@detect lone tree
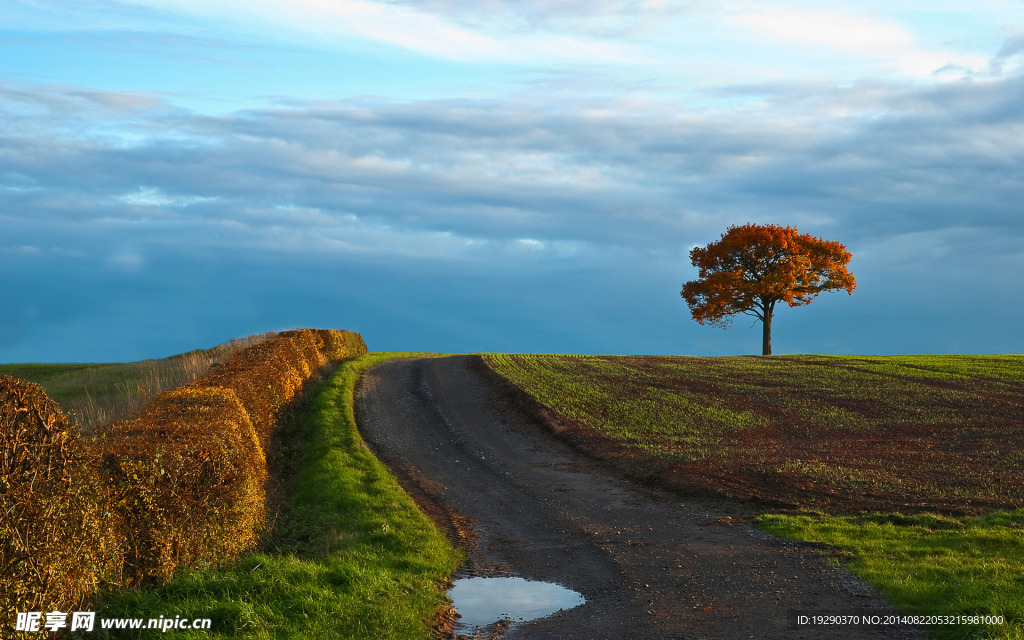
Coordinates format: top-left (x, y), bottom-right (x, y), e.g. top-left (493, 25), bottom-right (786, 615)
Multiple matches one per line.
top-left (681, 223), bottom-right (856, 355)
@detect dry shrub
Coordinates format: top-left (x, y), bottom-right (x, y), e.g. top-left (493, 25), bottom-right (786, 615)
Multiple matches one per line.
top-left (203, 329), bottom-right (366, 449)
top-left (97, 329), bottom-right (367, 585)
top-left (0, 377), bottom-right (119, 620)
top-left (99, 386), bottom-right (266, 586)
top-left (0, 329), bottom-right (367, 601)
top-left (315, 328), bottom-right (369, 362)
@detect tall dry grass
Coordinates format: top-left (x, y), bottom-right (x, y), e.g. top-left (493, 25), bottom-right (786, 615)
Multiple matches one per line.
top-left (62, 333), bottom-right (277, 434)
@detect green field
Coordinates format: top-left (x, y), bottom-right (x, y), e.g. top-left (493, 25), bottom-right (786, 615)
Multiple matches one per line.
top-left (484, 354), bottom-right (1024, 511)
top-left (0, 334), bottom-right (272, 433)
top-left (95, 352), bottom-right (461, 639)
top-left (0, 361), bottom-right (129, 404)
top-left (484, 353), bottom-right (1024, 639)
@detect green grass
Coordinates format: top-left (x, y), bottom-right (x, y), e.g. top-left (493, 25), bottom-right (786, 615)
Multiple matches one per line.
top-left (0, 334), bottom-right (273, 433)
top-left (0, 362), bottom-right (128, 402)
top-left (758, 510), bottom-right (1024, 640)
top-left (96, 352), bottom-right (462, 639)
top-left (0, 361), bottom-right (144, 432)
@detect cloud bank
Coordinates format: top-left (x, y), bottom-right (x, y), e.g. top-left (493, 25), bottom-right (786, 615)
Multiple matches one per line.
top-left (2, 64), bottom-right (1022, 360)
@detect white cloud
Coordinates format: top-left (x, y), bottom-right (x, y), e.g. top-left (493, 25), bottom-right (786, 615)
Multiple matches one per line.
top-left (516, 238), bottom-right (545, 250)
top-left (728, 7), bottom-right (989, 78)
top-left (4, 78), bottom-right (1022, 265)
top-left (123, 0), bottom-right (643, 62)
top-left (108, 252), bottom-right (146, 269)
top-left (117, 186), bottom-right (219, 207)
top-left (731, 8), bottom-right (914, 52)
top-left (290, 0), bottom-right (508, 59)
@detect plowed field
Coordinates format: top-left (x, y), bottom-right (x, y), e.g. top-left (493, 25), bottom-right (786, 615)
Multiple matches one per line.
top-left (482, 354), bottom-right (1024, 514)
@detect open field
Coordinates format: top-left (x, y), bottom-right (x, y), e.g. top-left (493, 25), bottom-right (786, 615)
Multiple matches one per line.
top-left (483, 354), bottom-right (1024, 513)
top-left (0, 333), bottom-right (274, 433)
top-left (96, 352), bottom-right (461, 639)
top-left (483, 353), bottom-right (1024, 639)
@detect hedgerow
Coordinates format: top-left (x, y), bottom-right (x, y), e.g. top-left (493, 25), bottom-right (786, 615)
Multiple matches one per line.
top-left (0, 377), bottom-right (119, 623)
top-left (0, 329), bottom-right (367, 617)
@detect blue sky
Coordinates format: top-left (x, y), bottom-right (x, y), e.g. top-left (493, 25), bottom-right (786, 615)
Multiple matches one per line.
top-left (1, 0), bottom-right (1022, 361)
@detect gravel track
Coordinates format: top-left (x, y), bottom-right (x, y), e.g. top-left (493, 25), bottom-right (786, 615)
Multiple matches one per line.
top-left (355, 355), bottom-right (924, 640)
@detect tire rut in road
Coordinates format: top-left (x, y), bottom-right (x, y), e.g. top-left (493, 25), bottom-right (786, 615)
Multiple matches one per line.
top-left (355, 355), bottom-right (924, 640)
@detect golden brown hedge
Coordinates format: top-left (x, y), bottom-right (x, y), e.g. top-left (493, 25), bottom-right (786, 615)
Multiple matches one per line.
top-left (99, 386), bottom-right (267, 586)
top-left (0, 329), bottom-right (366, 606)
top-left (0, 377), bottom-right (120, 622)
top-left (98, 328), bottom-right (367, 585)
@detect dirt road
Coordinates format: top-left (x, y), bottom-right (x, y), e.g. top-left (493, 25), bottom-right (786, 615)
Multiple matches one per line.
top-left (355, 356), bottom-right (923, 639)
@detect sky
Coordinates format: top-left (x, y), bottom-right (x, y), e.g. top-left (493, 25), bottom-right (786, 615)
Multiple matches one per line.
top-left (1, 0), bottom-right (1022, 361)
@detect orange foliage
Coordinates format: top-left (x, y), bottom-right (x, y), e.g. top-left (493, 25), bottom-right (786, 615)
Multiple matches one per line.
top-left (100, 386), bottom-right (267, 585)
top-left (0, 378), bottom-right (120, 619)
top-left (1, 329), bottom-right (368, 605)
top-left (97, 328), bottom-right (367, 586)
top-left (681, 224), bottom-right (855, 355)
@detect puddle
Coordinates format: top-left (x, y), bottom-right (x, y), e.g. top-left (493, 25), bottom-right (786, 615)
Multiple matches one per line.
top-left (449, 576), bottom-right (585, 630)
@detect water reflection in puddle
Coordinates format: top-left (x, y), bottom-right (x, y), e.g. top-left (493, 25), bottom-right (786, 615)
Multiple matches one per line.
top-left (450, 576), bottom-right (585, 629)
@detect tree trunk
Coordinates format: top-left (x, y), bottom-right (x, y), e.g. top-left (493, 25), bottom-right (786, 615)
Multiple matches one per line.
top-left (762, 305), bottom-right (772, 356)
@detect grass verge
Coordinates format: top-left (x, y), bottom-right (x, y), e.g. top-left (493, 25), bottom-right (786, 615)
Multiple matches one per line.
top-left (96, 352), bottom-right (462, 639)
top-left (758, 510), bottom-right (1024, 640)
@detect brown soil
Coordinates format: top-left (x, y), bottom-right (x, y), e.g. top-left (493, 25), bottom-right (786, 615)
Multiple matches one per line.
top-left (356, 356), bottom-right (926, 639)
top-left (484, 354), bottom-right (1024, 516)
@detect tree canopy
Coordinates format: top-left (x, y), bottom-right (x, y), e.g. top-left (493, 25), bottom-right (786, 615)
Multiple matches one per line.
top-left (681, 223), bottom-right (856, 355)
